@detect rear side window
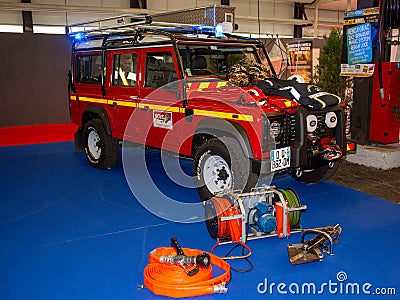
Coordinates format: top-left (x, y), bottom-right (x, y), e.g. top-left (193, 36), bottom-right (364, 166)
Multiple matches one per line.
top-left (145, 52), bottom-right (177, 88)
top-left (113, 53), bottom-right (137, 87)
top-left (76, 54), bottom-right (102, 84)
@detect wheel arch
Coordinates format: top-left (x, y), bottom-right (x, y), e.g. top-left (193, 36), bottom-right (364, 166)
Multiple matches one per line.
top-left (193, 118), bottom-right (254, 159)
top-left (82, 105), bottom-right (112, 136)
top-left (74, 106), bottom-right (112, 153)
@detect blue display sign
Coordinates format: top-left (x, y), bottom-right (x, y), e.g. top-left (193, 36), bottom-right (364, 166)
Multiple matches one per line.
top-left (346, 23), bottom-right (372, 65)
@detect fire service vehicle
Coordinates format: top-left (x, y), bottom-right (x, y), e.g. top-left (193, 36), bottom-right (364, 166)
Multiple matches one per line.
top-left (66, 12), bottom-right (347, 200)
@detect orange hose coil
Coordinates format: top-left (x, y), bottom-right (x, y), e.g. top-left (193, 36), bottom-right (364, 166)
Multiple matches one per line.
top-left (212, 196), bottom-right (242, 242)
top-left (144, 247), bottom-right (231, 298)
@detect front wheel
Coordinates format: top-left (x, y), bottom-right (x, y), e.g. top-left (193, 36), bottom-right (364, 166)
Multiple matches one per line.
top-left (83, 119), bottom-right (119, 170)
top-left (293, 161), bottom-right (339, 184)
top-left (193, 137), bottom-right (254, 201)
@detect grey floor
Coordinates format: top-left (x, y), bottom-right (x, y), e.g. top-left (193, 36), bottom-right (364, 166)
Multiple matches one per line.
top-left (329, 160), bottom-right (400, 203)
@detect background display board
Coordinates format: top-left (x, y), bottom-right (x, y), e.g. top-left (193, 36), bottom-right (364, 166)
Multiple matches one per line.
top-left (286, 40), bottom-right (313, 82)
top-left (341, 7), bottom-right (379, 77)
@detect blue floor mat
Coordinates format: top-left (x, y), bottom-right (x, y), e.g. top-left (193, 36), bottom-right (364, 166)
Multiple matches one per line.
top-left (0, 142), bottom-right (399, 299)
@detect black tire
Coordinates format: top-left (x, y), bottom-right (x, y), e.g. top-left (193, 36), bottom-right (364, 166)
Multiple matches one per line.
top-left (83, 119), bottom-right (119, 170)
top-left (193, 137), bottom-right (253, 201)
top-left (293, 161), bottom-right (339, 184)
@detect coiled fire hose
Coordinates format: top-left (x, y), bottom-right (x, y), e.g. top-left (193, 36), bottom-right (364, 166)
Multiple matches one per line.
top-left (143, 245), bottom-right (231, 298)
top-left (207, 196), bottom-right (253, 272)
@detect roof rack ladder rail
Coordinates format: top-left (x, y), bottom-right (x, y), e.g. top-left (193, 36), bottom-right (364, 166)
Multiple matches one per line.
top-left (65, 14), bottom-right (152, 35)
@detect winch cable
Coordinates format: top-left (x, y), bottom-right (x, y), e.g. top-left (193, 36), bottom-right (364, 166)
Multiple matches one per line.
top-left (378, 0), bottom-right (400, 99)
top-left (209, 196), bottom-right (254, 272)
top-left (143, 247), bottom-right (231, 298)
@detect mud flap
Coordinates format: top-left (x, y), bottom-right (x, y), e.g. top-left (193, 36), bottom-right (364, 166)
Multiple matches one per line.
top-left (74, 128), bottom-right (84, 153)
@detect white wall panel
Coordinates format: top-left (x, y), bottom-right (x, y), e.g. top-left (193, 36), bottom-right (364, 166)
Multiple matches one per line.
top-left (147, 0), bottom-right (168, 10)
top-left (101, 0), bottom-right (129, 8)
top-left (0, 0), bottom-right (349, 37)
top-left (32, 0), bottom-right (129, 7)
top-left (165, 0), bottom-right (198, 11)
top-left (232, 0), bottom-right (294, 36)
top-left (196, 0), bottom-right (219, 7)
top-left (272, 2), bottom-right (292, 19)
top-left (64, 0), bottom-right (102, 6)
top-left (33, 12), bottom-right (67, 26)
top-left (32, 0), bottom-right (66, 4)
top-left (231, 0), bottom-right (251, 17)
top-left (303, 27), bottom-right (332, 38)
top-left (0, 11), bottom-right (21, 25)
top-left (147, 0), bottom-right (222, 11)
top-left (66, 12), bottom-right (117, 24)
top-left (305, 8), bottom-right (343, 24)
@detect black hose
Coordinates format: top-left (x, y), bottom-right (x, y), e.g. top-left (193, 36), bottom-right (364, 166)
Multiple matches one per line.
top-left (378, 0), bottom-right (385, 99)
top-left (378, 0), bottom-right (400, 99)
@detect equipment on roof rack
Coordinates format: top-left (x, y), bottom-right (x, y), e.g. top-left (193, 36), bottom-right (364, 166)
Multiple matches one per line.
top-left (65, 14), bottom-right (152, 36)
top-left (65, 5), bottom-right (237, 42)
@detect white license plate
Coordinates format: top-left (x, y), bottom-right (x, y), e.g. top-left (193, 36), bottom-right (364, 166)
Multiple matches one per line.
top-left (270, 146), bottom-right (291, 172)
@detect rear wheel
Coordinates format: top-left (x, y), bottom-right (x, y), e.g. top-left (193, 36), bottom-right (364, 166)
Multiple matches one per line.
top-left (293, 161), bottom-right (339, 184)
top-left (193, 137), bottom-right (254, 201)
top-left (83, 119), bottom-right (119, 169)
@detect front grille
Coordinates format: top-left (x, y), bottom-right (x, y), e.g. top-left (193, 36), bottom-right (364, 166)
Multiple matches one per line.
top-left (265, 111), bottom-right (337, 151)
top-left (265, 114), bottom-right (296, 148)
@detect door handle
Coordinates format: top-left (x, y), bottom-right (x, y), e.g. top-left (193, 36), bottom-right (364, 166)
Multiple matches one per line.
top-left (109, 101), bottom-right (118, 108)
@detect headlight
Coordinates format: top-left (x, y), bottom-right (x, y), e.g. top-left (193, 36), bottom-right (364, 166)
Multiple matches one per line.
top-left (306, 114), bottom-right (317, 132)
top-left (325, 112), bottom-right (337, 128)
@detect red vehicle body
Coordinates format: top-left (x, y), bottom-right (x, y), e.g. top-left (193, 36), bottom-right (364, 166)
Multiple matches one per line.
top-left (67, 19), bottom-right (346, 200)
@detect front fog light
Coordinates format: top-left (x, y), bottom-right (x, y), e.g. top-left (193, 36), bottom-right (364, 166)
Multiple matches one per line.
top-left (325, 112), bottom-right (337, 128)
top-left (306, 114), bottom-right (317, 132)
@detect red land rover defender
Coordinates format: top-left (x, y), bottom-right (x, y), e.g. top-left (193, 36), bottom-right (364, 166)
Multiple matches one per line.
top-left (67, 17), bottom-right (346, 200)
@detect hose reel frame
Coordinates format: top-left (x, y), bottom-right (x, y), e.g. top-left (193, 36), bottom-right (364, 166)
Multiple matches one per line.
top-left (204, 186), bottom-right (307, 244)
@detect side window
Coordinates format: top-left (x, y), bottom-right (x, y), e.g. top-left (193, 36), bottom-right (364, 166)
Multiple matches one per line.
top-left (113, 53), bottom-right (137, 87)
top-left (145, 52), bottom-right (177, 88)
top-left (76, 54), bottom-right (102, 84)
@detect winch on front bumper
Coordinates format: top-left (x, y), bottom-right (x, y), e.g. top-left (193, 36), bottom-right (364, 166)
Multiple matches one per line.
top-left (259, 105), bottom-right (346, 176)
top-left (293, 105), bottom-right (346, 169)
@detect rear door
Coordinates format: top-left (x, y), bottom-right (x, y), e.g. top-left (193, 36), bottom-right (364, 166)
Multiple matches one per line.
top-left (136, 48), bottom-right (183, 151)
top-left (105, 50), bottom-right (141, 139)
top-left (71, 52), bottom-right (104, 125)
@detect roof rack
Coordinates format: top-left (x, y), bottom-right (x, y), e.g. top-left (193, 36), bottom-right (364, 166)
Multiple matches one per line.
top-left (65, 14), bottom-right (152, 36)
top-left (66, 5), bottom-right (238, 41)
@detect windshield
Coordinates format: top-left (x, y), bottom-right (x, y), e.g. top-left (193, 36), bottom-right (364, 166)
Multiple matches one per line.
top-left (177, 44), bottom-right (261, 78)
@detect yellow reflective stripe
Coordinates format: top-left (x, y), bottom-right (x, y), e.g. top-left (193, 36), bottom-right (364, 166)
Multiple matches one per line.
top-left (187, 82), bottom-right (228, 91)
top-left (74, 97), bottom-right (136, 107)
top-left (199, 82), bottom-right (210, 89)
top-left (79, 96), bottom-right (108, 105)
top-left (73, 97), bottom-right (252, 121)
top-left (193, 109), bottom-right (253, 122)
top-left (216, 82), bottom-right (228, 88)
top-left (138, 103), bottom-right (180, 113)
top-left (114, 101), bottom-right (137, 107)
